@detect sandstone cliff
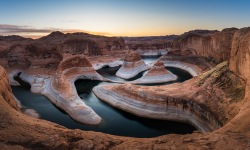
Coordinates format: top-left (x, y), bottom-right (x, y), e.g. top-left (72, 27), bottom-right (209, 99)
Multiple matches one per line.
top-left (229, 27), bottom-right (250, 81)
top-left (170, 28), bottom-right (239, 63)
top-left (0, 66), bottom-right (19, 110)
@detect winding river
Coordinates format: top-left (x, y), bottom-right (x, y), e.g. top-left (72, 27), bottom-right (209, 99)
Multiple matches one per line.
top-left (11, 56), bottom-right (196, 138)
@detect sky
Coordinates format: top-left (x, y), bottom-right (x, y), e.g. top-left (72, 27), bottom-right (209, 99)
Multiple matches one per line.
top-left (0, 0), bottom-right (250, 38)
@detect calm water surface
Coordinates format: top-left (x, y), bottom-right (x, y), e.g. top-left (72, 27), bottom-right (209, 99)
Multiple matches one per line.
top-left (11, 56), bottom-right (196, 137)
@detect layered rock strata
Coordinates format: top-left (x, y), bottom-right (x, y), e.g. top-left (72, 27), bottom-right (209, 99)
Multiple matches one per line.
top-left (158, 55), bottom-right (215, 76)
top-left (94, 62), bottom-right (245, 132)
top-left (116, 51), bottom-right (149, 79)
top-left (89, 55), bottom-right (124, 70)
top-left (132, 61), bottom-right (177, 84)
top-left (9, 55), bottom-right (104, 125)
top-left (170, 28), bottom-right (238, 63)
top-left (0, 28), bottom-right (250, 149)
top-left (0, 66), bottom-right (20, 111)
top-left (0, 60), bottom-right (249, 149)
top-left (50, 55), bottom-right (104, 125)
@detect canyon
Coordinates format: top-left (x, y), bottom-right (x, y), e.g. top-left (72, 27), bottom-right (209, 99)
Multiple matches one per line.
top-left (0, 27), bottom-right (249, 149)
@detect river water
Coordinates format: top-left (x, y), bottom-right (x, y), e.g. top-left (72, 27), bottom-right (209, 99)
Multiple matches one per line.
top-left (11, 56), bottom-right (196, 138)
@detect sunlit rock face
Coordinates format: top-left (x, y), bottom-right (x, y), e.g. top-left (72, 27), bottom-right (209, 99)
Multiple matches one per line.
top-left (170, 28), bottom-right (239, 63)
top-left (0, 66), bottom-right (19, 111)
top-left (132, 61), bottom-right (177, 84)
top-left (116, 51), bottom-right (149, 79)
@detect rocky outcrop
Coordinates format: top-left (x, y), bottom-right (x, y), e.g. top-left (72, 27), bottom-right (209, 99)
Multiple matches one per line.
top-left (94, 62), bottom-right (245, 132)
top-left (0, 66), bottom-right (19, 110)
top-left (116, 51), bottom-right (149, 79)
top-left (132, 61), bottom-right (177, 84)
top-left (159, 55), bottom-right (215, 76)
top-left (170, 28), bottom-right (238, 63)
top-left (49, 55), bottom-right (105, 125)
top-left (0, 66), bottom-right (126, 149)
top-left (8, 55), bottom-right (105, 125)
top-left (229, 27), bottom-right (250, 81)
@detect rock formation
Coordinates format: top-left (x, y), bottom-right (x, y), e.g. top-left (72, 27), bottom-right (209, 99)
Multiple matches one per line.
top-left (158, 54), bottom-right (215, 76)
top-left (0, 66), bottom-right (19, 111)
top-left (132, 61), bottom-right (177, 84)
top-left (94, 61), bottom-right (245, 132)
top-left (116, 51), bottom-right (149, 79)
top-left (0, 31), bottom-right (126, 69)
top-left (50, 55), bottom-right (105, 125)
top-left (0, 27), bottom-right (250, 149)
top-left (89, 54), bottom-right (125, 70)
top-left (8, 55), bottom-right (105, 125)
top-left (170, 28), bottom-right (239, 63)
top-left (229, 27), bottom-right (250, 81)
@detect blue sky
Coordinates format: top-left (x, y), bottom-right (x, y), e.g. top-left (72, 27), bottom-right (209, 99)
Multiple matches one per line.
top-left (0, 0), bottom-right (250, 38)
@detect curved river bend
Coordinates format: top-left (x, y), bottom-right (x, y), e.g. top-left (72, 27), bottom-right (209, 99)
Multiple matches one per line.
top-left (12, 56), bottom-right (196, 138)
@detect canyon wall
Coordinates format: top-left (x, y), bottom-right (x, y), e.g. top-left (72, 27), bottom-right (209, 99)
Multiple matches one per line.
top-left (0, 32), bottom-right (126, 69)
top-left (0, 66), bottom-right (19, 110)
top-left (229, 27), bottom-right (250, 81)
top-left (170, 28), bottom-right (238, 63)
top-left (0, 27), bottom-right (250, 149)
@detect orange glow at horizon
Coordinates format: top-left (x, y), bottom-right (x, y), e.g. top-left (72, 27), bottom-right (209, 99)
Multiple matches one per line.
top-left (18, 27), bottom-right (186, 39)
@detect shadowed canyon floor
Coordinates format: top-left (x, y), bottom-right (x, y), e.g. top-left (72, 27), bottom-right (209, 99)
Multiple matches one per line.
top-left (0, 27), bottom-right (250, 149)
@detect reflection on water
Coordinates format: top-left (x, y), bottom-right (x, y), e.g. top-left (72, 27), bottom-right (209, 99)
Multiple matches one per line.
top-left (141, 55), bottom-right (161, 64)
top-left (11, 56), bottom-right (196, 138)
top-left (96, 66), bottom-right (147, 82)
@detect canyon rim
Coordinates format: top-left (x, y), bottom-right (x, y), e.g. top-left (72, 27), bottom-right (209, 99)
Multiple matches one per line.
top-left (1, 0), bottom-right (250, 149)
